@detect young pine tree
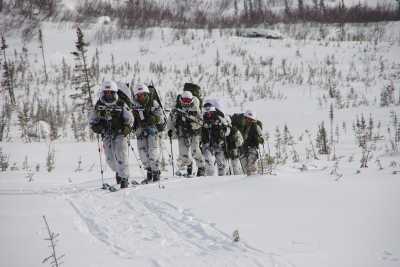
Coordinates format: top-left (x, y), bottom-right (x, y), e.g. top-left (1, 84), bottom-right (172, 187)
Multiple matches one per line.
top-left (1, 35), bottom-right (16, 105)
top-left (38, 29), bottom-right (48, 82)
top-left (17, 102), bottom-right (31, 143)
top-left (316, 122), bottom-right (329, 154)
top-left (70, 27), bottom-right (94, 112)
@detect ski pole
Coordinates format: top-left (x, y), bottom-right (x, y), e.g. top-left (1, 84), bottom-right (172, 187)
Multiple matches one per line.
top-left (127, 137), bottom-right (146, 177)
top-left (257, 147), bottom-right (264, 175)
top-left (223, 136), bottom-right (233, 175)
top-left (239, 156), bottom-right (245, 174)
top-left (150, 81), bottom-right (168, 125)
top-left (262, 143), bottom-right (270, 174)
top-left (169, 135), bottom-right (175, 176)
top-left (96, 134), bottom-right (107, 189)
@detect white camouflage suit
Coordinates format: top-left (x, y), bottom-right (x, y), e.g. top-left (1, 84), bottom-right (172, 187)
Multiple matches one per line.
top-left (240, 123), bottom-right (263, 176)
top-left (89, 103), bottom-right (134, 181)
top-left (202, 110), bottom-right (231, 176)
top-left (132, 98), bottom-right (165, 174)
top-left (226, 128), bottom-right (244, 175)
top-left (167, 96), bottom-right (205, 174)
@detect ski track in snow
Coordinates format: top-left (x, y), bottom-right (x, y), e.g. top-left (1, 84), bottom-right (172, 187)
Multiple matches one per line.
top-left (0, 178), bottom-right (105, 196)
top-left (66, 188), bottom-right (294, 267)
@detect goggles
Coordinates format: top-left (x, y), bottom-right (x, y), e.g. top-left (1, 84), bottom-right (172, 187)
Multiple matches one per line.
top-left (203, 105), bottom-right (216, 113)
top-left (102, 90), bottom-right (117, 104)
top-left (180, 97), bottom-right (193, 106)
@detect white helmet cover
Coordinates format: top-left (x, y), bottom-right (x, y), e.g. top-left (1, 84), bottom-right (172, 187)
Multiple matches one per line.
top-left (180, 91), bottom-right (193, 106)
top-left (133, 84), bottom-right (150, 96)
top-left (100, 80), bottom-right (118, 106)
top-left (244, 110), bottom-right (257, 121)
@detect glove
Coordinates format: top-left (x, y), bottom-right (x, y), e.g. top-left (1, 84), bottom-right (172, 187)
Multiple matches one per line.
top-left (145, 127), bottom-right (157, 136)
top-left (149, 115), bottom-right (160, 125)
top-left (91, 123), bottom-right (103, 134)
top-left (167, 129), bottom-right (173, 138)
top-left (219, 126), bottom-right (228, 138)
top-left (122, 125), bottom-right (132, 136)
top-left (232, 149), bottom-right (239, 158)
top-left (258, 137), bottom-right (264, 144)
top-left (191, 122), bottom-right (201, 130)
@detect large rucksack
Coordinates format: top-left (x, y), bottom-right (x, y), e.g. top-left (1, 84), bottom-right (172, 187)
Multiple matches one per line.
top-left (231, 113), bottom-right (263, 134)
top-left (117, 82), bottom-right (133, 108)
top-left (147, 84), bottom-right (167, 131)
top-left (183, 83), bottom-right (203, 108)
top-left (147, 84), bottom-right (162, 108)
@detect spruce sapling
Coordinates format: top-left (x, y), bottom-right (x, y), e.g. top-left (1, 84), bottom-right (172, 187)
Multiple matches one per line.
top-left (329, 104), bottom-right (336, 160)
top-left (0, 148), bottom-right (9, 171)
top-left (1, 35), bottom-right (16, 105)
top-left (70, 27), bottom-right (94, 112)
top-left (38, 29), bottom-right (48, 82)
top-left (42, 215), bottom-right (65, 267)
top-left (46, 145), bottom-right (55, 172)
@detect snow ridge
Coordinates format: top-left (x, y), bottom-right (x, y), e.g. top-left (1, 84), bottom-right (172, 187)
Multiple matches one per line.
top-left (67, 189), bottom-right (294, 267)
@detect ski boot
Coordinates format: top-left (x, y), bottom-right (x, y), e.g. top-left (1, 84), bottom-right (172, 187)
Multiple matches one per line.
top-left (152, 170), bottom-right (160, 182)
top-left (141, 168), bottom-right (153, 184)
top-left (120, 178), bottom-right (129, 189)
top-left (185, 163), bottom-right (193, 178)
top-left (196, 167), bottom-right (205, 177)
top-left (116, 173), bottom-right (122, 184)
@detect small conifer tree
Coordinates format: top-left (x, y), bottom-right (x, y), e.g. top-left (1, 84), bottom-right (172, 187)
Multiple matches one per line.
top-left (17, 102), bottom-right (31, 143)
top-left (38, 29), bottom-right (48, 82)
top-left (46, 145), bottom-right (56, 172)
top-left (316, 122), bottom-right (329, 154)
top-left (274, 126), bottom-right (282, 160)
top-left (1, 35), bottom-right (16, 105)
top-left (70, 27), bottom-right (94, 111)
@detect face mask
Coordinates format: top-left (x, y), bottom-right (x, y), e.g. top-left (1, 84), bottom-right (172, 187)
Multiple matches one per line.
top-left (136, 93), bottom-right (147, 104)
top-left (102, 90), bottom-right (117, 105)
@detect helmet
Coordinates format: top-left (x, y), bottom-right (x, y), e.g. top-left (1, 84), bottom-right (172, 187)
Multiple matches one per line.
top-left (100, 80), bottom-right (118, 106)
top-left (244, 110), bottom-right (257, 121)
top-left (180, 91), bottom-right (193, 107)
top-left (133, 84), bottom-right (150, 96)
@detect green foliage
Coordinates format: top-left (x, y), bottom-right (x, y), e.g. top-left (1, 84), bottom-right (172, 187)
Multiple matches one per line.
top-left (46, 145), bottom-right (55, 172)
top-left (0, 148), bottom-right (9, 172)
top-left (1, 35), bottom-right (16, 105)
top-left (70, 27), bottom-right (94, 111)
top-left (316, 122), bottom-right (329, 154)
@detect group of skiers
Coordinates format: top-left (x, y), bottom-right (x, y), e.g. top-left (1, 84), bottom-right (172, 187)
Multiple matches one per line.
top-left (89, 80), bottom-right (264, 189)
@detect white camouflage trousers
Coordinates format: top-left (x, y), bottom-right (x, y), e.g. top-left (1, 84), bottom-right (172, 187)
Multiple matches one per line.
top-left (177, 135), bottom-right (205, 170)
top-left (136, 128), bottom-right (161, 172)
top-left (203, 144), bottom-right (227, 176)
top-left (103, 134), bottom-right (129, 179)
top-left (240, 147), bottom-right (259, 176)
top-left (230, 153), bottom-right (242, 175)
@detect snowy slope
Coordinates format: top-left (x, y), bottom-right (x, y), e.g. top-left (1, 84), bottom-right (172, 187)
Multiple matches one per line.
top-left (1, 2), bottom-right (400, 266)
top-left (1, 139), bottom-right (400, 267)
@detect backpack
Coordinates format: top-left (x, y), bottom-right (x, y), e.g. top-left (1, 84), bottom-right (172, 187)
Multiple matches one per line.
top-left (147, 84), bottom-right (167, 131)
top-left (183, 83), bottom-right (203, 108)
top-left (148, 84), bottom-right (163, 109)
top-left (230, 113), bottom-right (246, 135)
top-left (231, 113), bottom-right (263, 132)
top-left (116, 82), bottom-right (133, 109)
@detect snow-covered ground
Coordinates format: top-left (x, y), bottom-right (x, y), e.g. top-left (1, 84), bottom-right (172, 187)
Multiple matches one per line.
top-left (1, 3), bottom-right (400, 266)
top-left (1, 136), bottom-right (400, 267)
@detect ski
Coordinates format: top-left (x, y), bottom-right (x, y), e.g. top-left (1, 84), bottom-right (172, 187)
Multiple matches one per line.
top-left (102, 183), bottom-right (118, 192)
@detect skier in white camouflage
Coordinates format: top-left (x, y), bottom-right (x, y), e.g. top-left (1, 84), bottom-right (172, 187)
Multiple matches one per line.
top-left (225, 116), bottom-right (244, 175)
top-left (89, 80), bottom-right (134, 189)
top-left (240, 110), bottom-right (264, 176)
top-left (201, 101), bottom-right (231, 176)
top-left (131, 83), bottom-right (165, 184)
top-left (167, 91), bottom-right (205, 177)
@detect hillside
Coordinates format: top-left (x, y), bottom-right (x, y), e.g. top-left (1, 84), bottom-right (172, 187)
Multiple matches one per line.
top-left (0, 2), bottom-right (400, 267)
